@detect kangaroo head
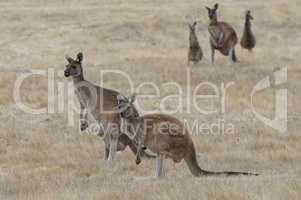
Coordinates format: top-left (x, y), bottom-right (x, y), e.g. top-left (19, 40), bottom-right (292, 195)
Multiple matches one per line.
top-left (205, 3), bottom-right (218, 22)
top-left (246, 10), bottom-right (254, 20)
top-left (64, 52), bottom-right (83, 78)
top-left (117, 94), bottom-right (139, 119)
top-left (117, 94), bottom-right (143, 165)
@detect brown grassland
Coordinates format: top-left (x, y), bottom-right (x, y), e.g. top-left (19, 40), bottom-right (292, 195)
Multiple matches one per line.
top-left (0, 0), bottom-right (301, 199)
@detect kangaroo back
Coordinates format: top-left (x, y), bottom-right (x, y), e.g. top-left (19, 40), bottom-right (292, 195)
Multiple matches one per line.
top-left (188, 22), bottom-right (203, 65)
top-left (240, 10), bottom-right (256, 51)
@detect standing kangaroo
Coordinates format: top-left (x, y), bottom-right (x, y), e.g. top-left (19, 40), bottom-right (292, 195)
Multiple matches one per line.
top-left (206, 3), bottom-right (238, 64)
top-left (64, 52), bottom-right (152, 162)
top-left (188, 21), bottom-right (203, 65)
top-left (240, 10), bottom-right (256, 51)
top-left (117, 94), bottom-right (258, 178)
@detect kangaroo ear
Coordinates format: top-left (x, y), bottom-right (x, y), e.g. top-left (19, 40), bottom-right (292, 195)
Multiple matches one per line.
top-left (193, 21), bottom-right (197, 27)
top-left (65, 55), bottom-right (74, 63)
top-left (214, 3), bottom-right (219, 10)
top-left (77, 52), bottom-right (83, 63)
top-left (205, 6), bottom-right (210, 12)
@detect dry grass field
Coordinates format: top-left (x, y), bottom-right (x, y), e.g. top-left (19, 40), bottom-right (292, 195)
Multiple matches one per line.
top-left (1, 0), bottom-right (301, 199)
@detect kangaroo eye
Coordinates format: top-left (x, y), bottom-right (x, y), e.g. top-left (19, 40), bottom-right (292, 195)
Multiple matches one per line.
top-left (72, 66), bottom-right (76, 69)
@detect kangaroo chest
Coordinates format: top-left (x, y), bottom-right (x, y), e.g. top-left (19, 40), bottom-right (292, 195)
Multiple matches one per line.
top-left (208, 25), bottom-right (222, 41)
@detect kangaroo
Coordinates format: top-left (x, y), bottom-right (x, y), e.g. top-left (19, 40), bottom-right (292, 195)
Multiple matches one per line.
top-left (64, 52), bottom-right (153, 162)
top-left (206, 3), bottom-right (238, 64)
top-left (188, 21), bottom-right (203, 65)
top-left (240, 10), bottom-right (256, 51)
top-left (117, 94), bottom-right (258, 178)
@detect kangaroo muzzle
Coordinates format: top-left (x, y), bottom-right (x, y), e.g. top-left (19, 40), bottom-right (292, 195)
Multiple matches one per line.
top-left (64, 70), bottom-right (70, 77)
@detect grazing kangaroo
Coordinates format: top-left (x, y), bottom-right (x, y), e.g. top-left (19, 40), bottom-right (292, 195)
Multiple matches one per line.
top-left (64, 52), bottom-right (153, 162)
top-left (117, 94), bottom-right (258, 178)
top-left (206, 3), bottom-right (238, 64)
top-left (188, 21), bottom-right (203, 65)
top-left (240, 10), bottom-right (256, 51)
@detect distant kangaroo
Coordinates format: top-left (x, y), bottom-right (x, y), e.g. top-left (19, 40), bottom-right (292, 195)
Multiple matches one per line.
top-left (206, 3), bottom-right (238, 64)
top-left (188, 21), bottom-right (203, 65)
top-left (240, 10), bottom-right (256, 51)
top-left (117, 94), bottom-right (258, 178)
top-left (64, 52), bottom-right (153, 162)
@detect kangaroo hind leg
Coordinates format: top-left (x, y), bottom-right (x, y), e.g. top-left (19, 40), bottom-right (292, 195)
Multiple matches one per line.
top-left (104, 145), bottom-right (110, 161)
top-left (108, 131), bottom-right (119, 162)
top-left (210, 46), bottom-right (215, 65)
top-left (155, 154), bottom-right (165, 178)
top-left (229, 47), bottom-right (235, 64)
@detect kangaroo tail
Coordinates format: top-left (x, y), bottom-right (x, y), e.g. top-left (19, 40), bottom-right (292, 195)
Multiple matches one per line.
top-left (184, 144), bottom-right (258, 177)
top-left (201, 170), bottom-right (259, 176)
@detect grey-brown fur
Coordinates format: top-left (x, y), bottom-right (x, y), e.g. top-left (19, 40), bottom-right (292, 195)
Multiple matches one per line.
top-left (206, 3), bottom-right (238, 64)
top-left (188, 22), bottom-right (203, 65)
top-left (64, 52), bottom-right (153, 162)
top-left (117, 95), bottom-right (258, 178)
top-left (240, 10), bottom-right (256, 51)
